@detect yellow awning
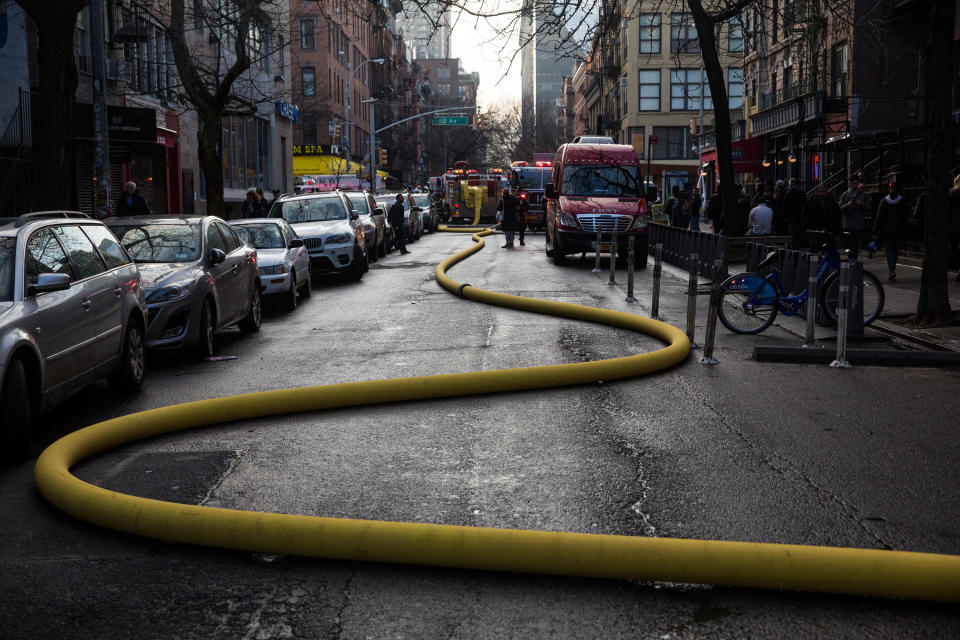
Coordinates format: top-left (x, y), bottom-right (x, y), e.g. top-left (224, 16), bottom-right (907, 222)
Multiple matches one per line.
top-left (293, 155), bottom-right (364, 176)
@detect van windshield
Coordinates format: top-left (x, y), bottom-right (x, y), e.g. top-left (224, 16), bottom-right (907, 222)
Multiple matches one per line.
top-left (512, 168), bottom-right (552, 190)
top-left (560, 165), bottom-right (640, 197)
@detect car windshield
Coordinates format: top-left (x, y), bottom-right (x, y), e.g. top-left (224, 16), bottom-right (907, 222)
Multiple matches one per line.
top-left (273, 198), bottom-right (347, 222)
top-left (376, 196), bottom-right (407, 211)
top-left (411, 194), bottom-right (430, 207)
top-left (343, 194), bottom-right (371, 215)
top-left (512, 168), bottom-right (552, 189)
top-left (0, 237), bottom-right (14, 302)
top-left (234, 223), bottom-right (285, 249)
top-left (560, 164), bottom-right (640, 197)
top-left (111, 224), bottom-right (201, 263)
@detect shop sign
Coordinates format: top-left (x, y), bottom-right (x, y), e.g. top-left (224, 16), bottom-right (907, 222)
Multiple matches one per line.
top-left (73, 104), bottom-right (156, 142)
top-left (276, 100), bottom-right (300, 122)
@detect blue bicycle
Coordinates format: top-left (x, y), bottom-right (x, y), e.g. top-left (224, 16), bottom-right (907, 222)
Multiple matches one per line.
top-left (718, 232), bottom-right (885, 335)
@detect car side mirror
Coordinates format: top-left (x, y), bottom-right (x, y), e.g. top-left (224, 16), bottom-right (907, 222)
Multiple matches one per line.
top-left (374, 207), bottom-right (385, 216)
top-left (209, 248), bottom-right (226, 265)
top-left (545, 183), bottom-right (557, 199)
top-left (27, 272), bottom-right (71, 296)
top-left (288, 238), bottom-right (304, 248)
top-left (350, 210), bottom-right (360, 220)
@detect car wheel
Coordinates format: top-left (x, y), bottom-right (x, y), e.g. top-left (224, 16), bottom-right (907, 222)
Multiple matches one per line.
top-left (239, 285), bottom-right (263, 333)
top-left (551, 231), bottom-right (566, 265)
top-left (285, 273), bottom-right (298, 311)
top-left (299, 271), bottom-right (313, 298)
top-left (348, 244), bottom-right (366, 281)
top-left (378, 237), bottom-right (386, 258)
top-left (0, 358), bottom-right (32, 461)
top-left (195, 299), bottom-right (216, 359)
top-left (109, 318), bottom-right (146, 392)
top-left (368, 240), bottom-right (378, 262)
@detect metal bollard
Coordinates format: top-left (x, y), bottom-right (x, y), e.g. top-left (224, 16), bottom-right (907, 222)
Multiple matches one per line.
top-left (607, 225), bottom-right (618, 285)
top-left (651, 243), bottom-right (663, 319)
top-left (699, 259), bottom-right (723, 364)
top-left (685, 253), bottom-right (700, 349)
top-left (625, 235), bottom-right (636, 302)
top-left (830, 257), bottom-right (852, 368)
top-left (592, 228), bottom-right (603, 273)
top-left (803, 258), bottom-right (819, 348)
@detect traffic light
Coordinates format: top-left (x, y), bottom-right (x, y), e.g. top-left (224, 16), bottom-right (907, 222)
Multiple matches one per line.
top-left (378, 148), bottom-right (388, 166)
top-left (474, 113), bottom-right (484, 131)
top-left (333, 123), bottom-right (342, 141)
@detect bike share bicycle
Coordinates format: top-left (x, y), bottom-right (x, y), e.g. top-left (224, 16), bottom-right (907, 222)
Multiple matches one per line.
top-left (718, 231), bottom-right (885, 335)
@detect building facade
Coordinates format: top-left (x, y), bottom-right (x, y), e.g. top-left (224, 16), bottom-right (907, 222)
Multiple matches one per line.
top-left (395, 3), bottom-right (451, 60)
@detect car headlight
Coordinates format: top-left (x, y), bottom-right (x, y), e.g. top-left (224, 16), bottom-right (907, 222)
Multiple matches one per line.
top-left (147, 283), bottom-right (192, 304)
top-left (363, 222), bottom-right (375, 232)
top-left (325, 233), bottom-right (353, 244)
top-left (630, 215), bottom-right (648, 230)
top-left (258, 264), bottom-right (287, 275)
top-left (558, 211), bottom-right (580, 229)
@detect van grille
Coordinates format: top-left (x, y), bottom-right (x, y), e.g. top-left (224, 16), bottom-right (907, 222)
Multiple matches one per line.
top-left (577, 214), bottom-right (632, 233)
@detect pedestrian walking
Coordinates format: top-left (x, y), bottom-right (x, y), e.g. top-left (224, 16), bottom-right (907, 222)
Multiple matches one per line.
top-left (497, 187), bottom-right (526, 248)
top-left (783, 178), bottom-right (807, 248)
top-left (839, 176), bottom-right (871, 260)
top-left (115, 181), bottom-right (150, 217)
top-left (802, 184), bottom-right (842, 247)
top-left (388, 194), bottom-right (410, 254)
top-left (747, 198), bottom-right (774, 235)
top-left (872, 182), bottom-right (910, 282)
top-left (242, 190), bottom-right (263, 218)
top-left (665, 185), bottom-right (681, 227)
top-left (682, 182), bottom-right (701, 231)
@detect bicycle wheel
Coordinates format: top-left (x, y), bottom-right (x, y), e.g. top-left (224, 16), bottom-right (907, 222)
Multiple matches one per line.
top-left (820, 270), bottom-right (885, 326)
top-left (718, 272), bottom-right (781, 334)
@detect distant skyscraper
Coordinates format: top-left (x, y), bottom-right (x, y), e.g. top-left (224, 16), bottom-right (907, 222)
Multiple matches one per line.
top-left (396, 3), bottom-right (451, 59)
top-left (520, 1), bottom-right (576, 136)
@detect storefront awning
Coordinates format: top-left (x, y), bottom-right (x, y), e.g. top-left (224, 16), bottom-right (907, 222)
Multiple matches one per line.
top-left (293, 154), bottom-right (366, 176)
top-left (699, 137), bottom-right (764, 175)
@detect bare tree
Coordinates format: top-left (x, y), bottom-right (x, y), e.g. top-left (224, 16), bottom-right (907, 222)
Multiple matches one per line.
top-left (167, 0), bottom-right (289, 216)
top-left (14, 0), bottom-right (87, 211)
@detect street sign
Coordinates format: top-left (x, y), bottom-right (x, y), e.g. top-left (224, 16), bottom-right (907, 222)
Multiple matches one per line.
top-left (649, 135), bottom-right (658, 145)
top-left (432, 116), bottom-right (469, 125)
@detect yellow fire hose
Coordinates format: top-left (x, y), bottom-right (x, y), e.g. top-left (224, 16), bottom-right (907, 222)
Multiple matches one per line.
top-left (34, 229), bottom-right (960, 603)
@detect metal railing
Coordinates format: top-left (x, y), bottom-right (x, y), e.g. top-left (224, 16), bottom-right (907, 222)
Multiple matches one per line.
top-left (648, 223), bottom-right (728, 279)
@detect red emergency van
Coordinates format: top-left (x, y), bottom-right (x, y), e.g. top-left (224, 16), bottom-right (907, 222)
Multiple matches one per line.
top-left (544, 143), bottom-right (649, 267)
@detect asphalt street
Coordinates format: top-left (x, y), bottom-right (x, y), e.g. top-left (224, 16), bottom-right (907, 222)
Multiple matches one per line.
top-left (2, 229), bottom-right (959, 638)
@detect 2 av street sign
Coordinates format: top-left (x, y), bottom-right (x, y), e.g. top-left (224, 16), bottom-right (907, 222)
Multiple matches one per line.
top-left (432, 116), bottom-right (469, 125)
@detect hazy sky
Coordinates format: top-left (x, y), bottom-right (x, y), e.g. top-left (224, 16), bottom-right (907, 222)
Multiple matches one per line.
top-left (449, 10), bottom-right (522, 108)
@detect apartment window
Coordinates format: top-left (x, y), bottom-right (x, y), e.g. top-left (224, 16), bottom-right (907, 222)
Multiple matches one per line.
top-left (300, 19), bottom-right (316, 49)
top-left (638, 70), bottom-right (660, 111)
top-left (74, 6), bottom-right (91, 73)
top-left (772, 0), bottom-right (779, 44)
top-left (831, 42), bottom-right (848, 96)
top-left (670, 13), bottom-right (698, 54)
top-left (639, 14), bottom-right (661, 54)
top-left (651, 126), bottom-right (696, 160)
top-left (302, 67), bottom-right (316, 96)
top-left (221, 116), bottom-right (270, 190)
top-left (728, 68), bottom-right (744, 108)
top-left (622, 77), bottom-right (629, 115)
top-left (670, 69), bottom-right (711, 111)
top-left (728, 17), bottom-right (744, 52)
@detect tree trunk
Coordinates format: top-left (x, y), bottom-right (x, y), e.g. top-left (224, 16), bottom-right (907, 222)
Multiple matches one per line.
top-left (915, 0), bottom-right (955, 323)
top-left (198, 113), bottom-right (225, 218)
top-left (17, 3), bottom-right (84, 211)
top-left (688, 0), bottom-right (739, 229)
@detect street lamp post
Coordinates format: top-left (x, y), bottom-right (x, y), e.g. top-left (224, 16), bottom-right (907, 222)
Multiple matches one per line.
top-left (345, 57), bottom-right (384, 169)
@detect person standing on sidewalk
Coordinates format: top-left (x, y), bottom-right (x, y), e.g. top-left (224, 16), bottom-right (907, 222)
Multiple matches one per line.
top-left (872, 182), bottom-right (910, 282)
top-left (783, 178), bottom-right (807, 248)
top-left (388, 194), bottom-right (410, 254)
top-left (839, 176), bottom-right (871, 260)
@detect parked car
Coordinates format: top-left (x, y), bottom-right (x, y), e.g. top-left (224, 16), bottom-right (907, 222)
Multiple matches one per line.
top-left (374, 194), bottom-right (422, 245)
top-left (341, 190), bottom-right (390, 259)
top-left (268, 191), bottom-right (369, 280)
top-left (107, 215), bottom-right (262, 359)
top-left (231, 218), bottom-right (311, 311)
top-left (0, 212), bottom-right (147, 458)
top-left (409, 193), bottom-right (438, 233)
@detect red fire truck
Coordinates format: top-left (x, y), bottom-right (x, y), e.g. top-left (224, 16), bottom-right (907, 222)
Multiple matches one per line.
top-left (443, 161), bottom-right (503, 225)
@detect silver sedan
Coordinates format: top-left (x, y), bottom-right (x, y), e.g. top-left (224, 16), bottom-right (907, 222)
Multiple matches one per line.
top-left (232, 218), bottom-right (312, 312)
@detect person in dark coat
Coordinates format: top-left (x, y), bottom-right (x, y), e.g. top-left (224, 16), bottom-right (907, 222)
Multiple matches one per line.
top-left (497, 188), bottom-right (526, 248)
top-left (783, 178), bottom-right (807, 248)
top-left (802, 184), bottom-right (842, 249)
top-left (872, 182), bottom-right (909, 282)
top-left (839, 176), bottom-right (871, 261)
top-left (388, 194), bottom-right (409, 254)
top-left (720, 184), bottom-right (750, 236)
top-left (664, 185), bottom-right (681, 226)
top-left (115, 181), bottom-right (149, 217)
top-left (706, 187), bottom-right (723, 233)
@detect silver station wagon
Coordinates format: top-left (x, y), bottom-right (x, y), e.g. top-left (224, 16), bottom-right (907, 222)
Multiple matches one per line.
top-left (0, 212), bottom-right (147, 459)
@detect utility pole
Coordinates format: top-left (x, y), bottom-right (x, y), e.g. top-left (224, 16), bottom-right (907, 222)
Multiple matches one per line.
top-left (89, 0), bottom-right (111, 218)
top-left (365, 98), bottom-right (376, 193)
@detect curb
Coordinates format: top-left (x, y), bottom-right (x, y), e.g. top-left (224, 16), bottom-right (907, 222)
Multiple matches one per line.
top-left (753, 346), bottom-right (960, 367)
